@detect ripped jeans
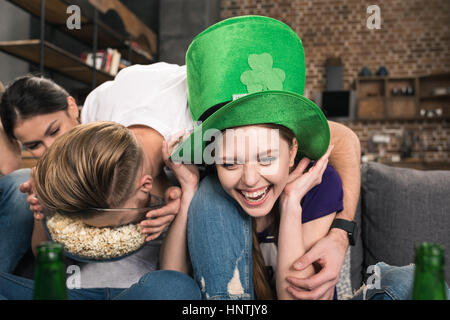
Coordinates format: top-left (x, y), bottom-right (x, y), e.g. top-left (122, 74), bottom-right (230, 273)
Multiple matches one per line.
top-left (188, 175), bottom-right (253, 299)
top-left (187, 175), bottom-right (449, 300)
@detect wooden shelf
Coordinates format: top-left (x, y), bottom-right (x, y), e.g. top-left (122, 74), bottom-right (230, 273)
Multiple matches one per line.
top-left (0, 40), bottom-right (114, 85)
top-left (356, 73), bottom-right (450, 120)
top-left (7, 0), bottom-right (154, 64)
top-left (420, 94), bottom-right (450, 100)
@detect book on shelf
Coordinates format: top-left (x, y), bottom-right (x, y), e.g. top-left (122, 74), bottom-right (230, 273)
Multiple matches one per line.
top-left (80, 48), bottom-right (124, 76)
top-left (81, 50), bottom-right (104, 70)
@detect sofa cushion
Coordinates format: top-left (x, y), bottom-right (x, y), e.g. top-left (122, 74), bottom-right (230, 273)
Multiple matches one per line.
top-left (361, 162), bottom-right (450, 283)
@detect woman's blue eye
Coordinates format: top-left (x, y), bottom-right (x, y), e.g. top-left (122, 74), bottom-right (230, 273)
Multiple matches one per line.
top-left (259, 157), bottom-right (276, 165)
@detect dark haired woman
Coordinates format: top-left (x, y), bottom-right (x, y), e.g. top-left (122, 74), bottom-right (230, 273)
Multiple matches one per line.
top-left (0, 75), bottom-right (79, 272)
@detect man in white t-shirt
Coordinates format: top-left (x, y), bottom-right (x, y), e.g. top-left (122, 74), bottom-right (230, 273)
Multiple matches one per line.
top-left (82, 62), bottom-right (193, 140)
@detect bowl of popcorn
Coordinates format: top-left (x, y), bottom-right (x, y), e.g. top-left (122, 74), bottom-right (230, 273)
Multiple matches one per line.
top-left (43, 195), bottom-right (165, 262)
top-left (45, 213), bottom-right (146, 262)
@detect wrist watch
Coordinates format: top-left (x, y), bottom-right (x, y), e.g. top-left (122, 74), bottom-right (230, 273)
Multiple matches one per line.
top-left (330, 219), bottom-right (357, 246)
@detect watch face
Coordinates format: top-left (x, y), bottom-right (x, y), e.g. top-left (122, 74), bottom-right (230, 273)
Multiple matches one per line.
top-left (349, 232), bottom-right (355, 246)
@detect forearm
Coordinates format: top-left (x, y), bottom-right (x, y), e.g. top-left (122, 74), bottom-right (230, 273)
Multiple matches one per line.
top-left (32, 219), bottom-right (49, 257)
top-left (276, 202), bottom-right (315, 299)
top-left (0, 125), bottom-right (21, 175)
top-left (159, 191), bottom-right (194, 274)
top-left (328, 121), bottom-right (361, 222)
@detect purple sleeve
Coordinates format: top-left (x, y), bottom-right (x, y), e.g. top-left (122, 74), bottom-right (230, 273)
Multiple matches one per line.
top-left (300, 164), bottom-right (343, 224)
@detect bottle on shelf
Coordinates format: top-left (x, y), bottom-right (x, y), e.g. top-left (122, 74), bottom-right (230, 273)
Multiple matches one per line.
top-left (33, 241), bottom-right (68, 300)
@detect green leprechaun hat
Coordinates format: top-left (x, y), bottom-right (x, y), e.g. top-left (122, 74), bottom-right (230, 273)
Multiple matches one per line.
top-left (171, 15), bottom-right (329, 163)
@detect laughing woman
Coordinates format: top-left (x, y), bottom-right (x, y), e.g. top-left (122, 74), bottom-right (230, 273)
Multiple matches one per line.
top-left (161, 119), bottom-right (342, 299)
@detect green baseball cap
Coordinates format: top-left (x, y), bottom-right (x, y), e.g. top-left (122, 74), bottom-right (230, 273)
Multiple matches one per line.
top-left (171, 15), bottom-right (329, 163)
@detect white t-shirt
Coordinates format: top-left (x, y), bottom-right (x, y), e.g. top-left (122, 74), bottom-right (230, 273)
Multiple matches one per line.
top-left (71, 240), bottom-right (162, 289)
top-left (81, 62), bottom-right (193, 140)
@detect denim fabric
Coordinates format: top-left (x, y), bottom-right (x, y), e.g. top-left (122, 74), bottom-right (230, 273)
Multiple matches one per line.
top-left (0, 169), bottom-right (34, 272)
top-left (0, 270), bottom-right (201, 300)
top-left (188, 175), bottom-right (253, 300)
top-left (351, 262), bottom-right (450, 300)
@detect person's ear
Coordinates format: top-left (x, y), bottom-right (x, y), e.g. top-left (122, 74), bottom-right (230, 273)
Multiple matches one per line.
top-left (66, 96), bottom-right (79, 120)
top-left (289, 138), bottom-right (298, 167)
top-left (138, 174), bottom-right (153, 194)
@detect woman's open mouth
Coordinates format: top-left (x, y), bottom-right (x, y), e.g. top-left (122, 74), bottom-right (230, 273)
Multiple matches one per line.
top-left (238, 185), bottom-right (272, 206)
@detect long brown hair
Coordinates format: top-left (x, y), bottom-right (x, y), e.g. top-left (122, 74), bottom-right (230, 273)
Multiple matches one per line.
top-left (249, 124), bottom-right (296, 300)
top-left (33, 121), bottom-right (143, 218)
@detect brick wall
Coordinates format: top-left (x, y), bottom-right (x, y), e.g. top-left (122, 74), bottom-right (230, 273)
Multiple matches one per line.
top-left (220, 0), bottom-right (450, 164)
top-left (221, 0), bottom-right (450, 95)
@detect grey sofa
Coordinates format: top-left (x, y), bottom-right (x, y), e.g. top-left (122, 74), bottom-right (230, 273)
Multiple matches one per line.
top-left (337, 162), bottom-right (450, 298)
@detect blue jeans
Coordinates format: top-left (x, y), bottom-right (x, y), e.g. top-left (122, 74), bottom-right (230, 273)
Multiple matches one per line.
top-left (0, 270), bottom-right (201, 300)
top-left (188, 175), bottom-right (253, 299)
top-left (188, 175), bottom-right (447, 300)
top-left (352, 262), bottom-right (450, 300)
top-left (0, 169), bottom-right (34, 272)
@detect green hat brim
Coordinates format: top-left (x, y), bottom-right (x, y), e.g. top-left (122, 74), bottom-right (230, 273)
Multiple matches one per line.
top-left (170, 91), bottom-right (330, 164)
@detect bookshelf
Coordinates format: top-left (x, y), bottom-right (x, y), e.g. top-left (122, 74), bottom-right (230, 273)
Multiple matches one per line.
top-left (356, 73), bottom-right (450, 120)
top-left (0, 40), bottom-right (114, 85)
top-left (0, 0), bottom-right (157, 89)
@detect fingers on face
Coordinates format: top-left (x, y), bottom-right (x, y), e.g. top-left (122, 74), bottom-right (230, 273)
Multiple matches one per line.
top-left (142, 225), bottom-right (165, 234)
top-left (165, 186), bottom-right (182, 201)
top-left (287, 157), bottom-right (310, 183)
top-left (141, 214), bottom-right (175, 228)
top-left (145, 200), bottom-right (179, 219)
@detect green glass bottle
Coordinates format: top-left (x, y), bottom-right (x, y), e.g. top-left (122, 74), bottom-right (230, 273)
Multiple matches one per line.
top-left (33, 241), bottom-right (68, 300)
top-left (412, 242), bottom-right (447, 300)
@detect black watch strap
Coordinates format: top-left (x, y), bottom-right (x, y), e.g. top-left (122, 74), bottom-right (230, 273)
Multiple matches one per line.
top-left (330, 219), bottom-right (357, 246)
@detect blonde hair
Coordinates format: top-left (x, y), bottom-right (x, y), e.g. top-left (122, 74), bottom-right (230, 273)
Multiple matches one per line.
top-left (34, 121), bottom-right (143, 218)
